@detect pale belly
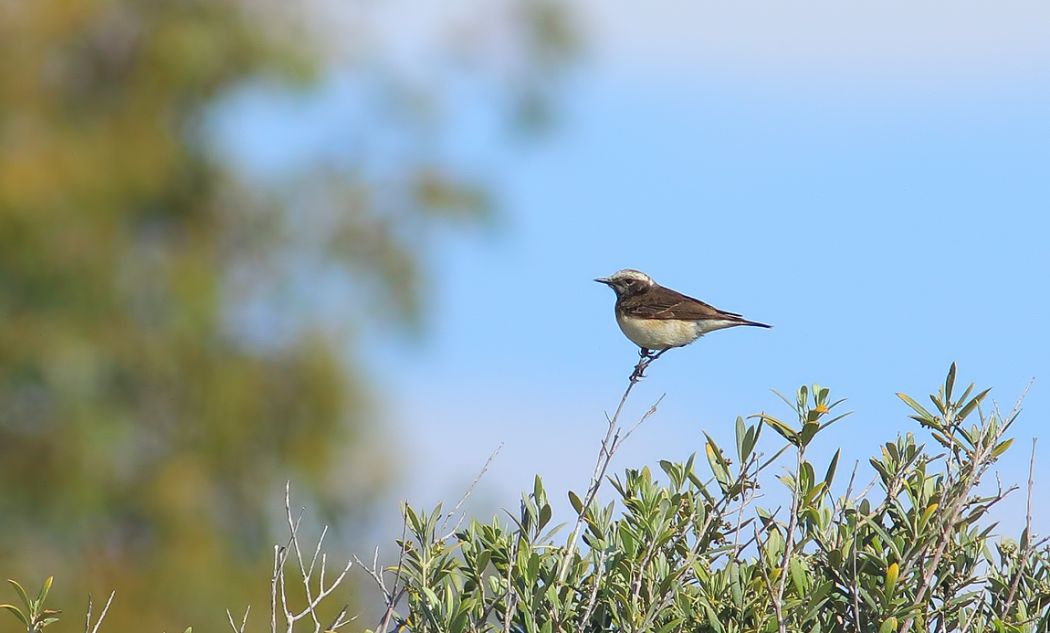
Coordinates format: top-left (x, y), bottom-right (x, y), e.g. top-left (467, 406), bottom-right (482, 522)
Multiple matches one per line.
top-left (615, 314), bottom-right (741, 350)
top-left (615, 314), bottom-right (704, 350)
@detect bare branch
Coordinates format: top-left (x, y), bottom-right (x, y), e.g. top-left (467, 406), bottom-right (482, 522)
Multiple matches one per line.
top-left (226, 605), bottom-right (250, 633)
top-left (555, 357), bottom-right (665, 585)
top-left (83, 591), bottom-right (115, 633)
top-left (441, 443), bottom-right (504, 540)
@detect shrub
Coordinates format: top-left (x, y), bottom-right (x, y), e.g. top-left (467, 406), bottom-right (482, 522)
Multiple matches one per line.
top-left (5, 364), bottom-right (1045, 632)
top-left (359, 364), bottom-right (1046, 633)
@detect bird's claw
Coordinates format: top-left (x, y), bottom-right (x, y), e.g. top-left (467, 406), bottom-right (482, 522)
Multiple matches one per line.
top-left (630, 348), bottom-right (668, 382)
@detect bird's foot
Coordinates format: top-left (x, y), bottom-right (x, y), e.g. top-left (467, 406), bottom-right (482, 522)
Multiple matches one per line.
top-left (630, 348), bottom-right (669, 382)
top-left (630, 360), bottom-right (648, 382)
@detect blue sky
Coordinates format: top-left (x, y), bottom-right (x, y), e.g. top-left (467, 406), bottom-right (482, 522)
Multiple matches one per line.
top-left (217, 2), bottom-right (1050, 538)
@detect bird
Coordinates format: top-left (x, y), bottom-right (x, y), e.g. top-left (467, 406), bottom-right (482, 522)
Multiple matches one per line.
top-left (595, 269), bottom-right (770, 358)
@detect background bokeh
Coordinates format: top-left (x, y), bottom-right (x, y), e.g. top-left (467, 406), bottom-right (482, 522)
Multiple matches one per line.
top-left (0, 0), bottom-right (574, 630)
top-left (2, 1), bottom-right (1048, 631)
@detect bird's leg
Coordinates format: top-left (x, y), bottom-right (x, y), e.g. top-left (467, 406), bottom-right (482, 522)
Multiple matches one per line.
top-left (630, 347), bottom-right (670, 382)
top-left (631, 349), bottom-right (649, 382)
top-left (649, 348), bottom-right (669, 361)
top-left (630, 348), bottom-right (660, 381)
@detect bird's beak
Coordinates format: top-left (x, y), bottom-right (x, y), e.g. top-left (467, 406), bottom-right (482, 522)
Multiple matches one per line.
top-left (594, 277), bottom-right (611, 285)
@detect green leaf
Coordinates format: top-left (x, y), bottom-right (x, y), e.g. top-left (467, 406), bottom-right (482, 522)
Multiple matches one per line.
top-left (0, 604), bottom-right (29, 627)
top-left (657, 617), bottom-right (684, 633)
top-left (704, 434), bottom-right (731, 489)
top-left (918, 502), bottom-right (938, 532)
top-left (823, 449), bottom-right (840, 489)
top-left (945, 362), bottom-right (957, 402)
top-left (896, 392), bottom-right (935, 422)
top-left (803, 581), bottom-right (833, 621)
top-left (760, 414), bottom-right (798, 445)
top-left (404, 504), bottom-right (423, 539)
top-left (828, 549), bottom-right (842, 568)
top-left (736, 416), bottom-right (747, 462)
top-left (957, 388), bottom-right (991, 422)
top-left (789, 557), bottom-right (807, 594)
top-left (538, 503), bottom-right (552, 531)
top-left (744, 424), bottom-right (760, 463)
top-left (421, 586), bottom-right (440, 607)
top-left (879, 616), bottom-right (898, 633)
top-left (6, 580), bottom-right (31, 612)
top-left (526, 552), bottom-right (540, 583)
top-left (991, 438), bottom-right (1014, 458)
top-left (568, 491), bottom-right (583, 515)
top-left (704, 602), bottom-right (724, 633)
top-left (799, 421), bottom-right (819, 446)
top-left (35, 577), bottom-right (53, 608)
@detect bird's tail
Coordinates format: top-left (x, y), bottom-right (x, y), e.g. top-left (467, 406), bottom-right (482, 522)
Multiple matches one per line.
top-left (739, 318), bottom-right (772, 329)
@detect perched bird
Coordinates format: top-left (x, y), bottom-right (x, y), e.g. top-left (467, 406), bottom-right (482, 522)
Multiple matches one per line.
top-left (595, 269), bottom-right (770, 356)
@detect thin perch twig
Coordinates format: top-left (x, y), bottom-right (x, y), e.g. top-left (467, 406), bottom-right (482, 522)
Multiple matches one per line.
top-left (555, 352), bottom-right (666, 584)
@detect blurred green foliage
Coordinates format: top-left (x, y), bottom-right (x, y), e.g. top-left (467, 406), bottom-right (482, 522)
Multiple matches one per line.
top-left (0, 0), bottom-right (575, 630)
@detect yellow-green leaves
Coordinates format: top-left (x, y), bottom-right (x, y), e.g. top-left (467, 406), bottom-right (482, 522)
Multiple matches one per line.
top-left (2, 577), bottom-right (61, 632)
top-left (763, 384), bottom-right (851, 449)
top-left (917, 502), bottom-right (939, 533)
top-left (884, 562), bottom-right (899, 596)
top-left (879, 616), bottom-right (898, 633)
top-left (705, 435), bottom-right (732, 492)
top-left (760, 413), bottom-right (798, 445)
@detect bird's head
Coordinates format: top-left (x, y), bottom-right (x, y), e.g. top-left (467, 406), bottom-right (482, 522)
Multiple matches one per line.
top-left (594, 269), bottom-right (654, 298)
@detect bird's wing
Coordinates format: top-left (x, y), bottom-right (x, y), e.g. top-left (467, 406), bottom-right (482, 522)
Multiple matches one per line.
top-left (622, 287), bottom-right (745, 321)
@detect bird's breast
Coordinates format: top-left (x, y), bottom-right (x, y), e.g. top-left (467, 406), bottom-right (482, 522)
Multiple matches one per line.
top-left (615, 314), bottom-right (703, 350)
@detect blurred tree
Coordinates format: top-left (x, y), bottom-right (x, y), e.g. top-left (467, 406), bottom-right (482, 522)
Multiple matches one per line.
top-left (0, 0), bottom-right (576, 630)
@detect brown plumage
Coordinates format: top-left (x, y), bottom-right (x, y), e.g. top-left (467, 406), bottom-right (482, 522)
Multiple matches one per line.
top-left (617, 283), bottom-right (769, 327)
top-left (596, 268), bottom-right (770, 352)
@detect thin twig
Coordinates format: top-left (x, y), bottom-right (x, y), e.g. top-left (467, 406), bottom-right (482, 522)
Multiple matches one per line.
top-left (555, 354), bottom-right (666, 585)
top-left (84, 591), bottom-right (115, 633)
top-left (441, 443), bottom-right (504, 540)
top-left (226, 605), bottom-right (250, 633)
top-left (850, 530), bottom-right (862, 630)
top-left (271, 544), bottom-right (283, 633)
top-left (265, 483), bottom-right (355, 633)
top-left (620, 395), bottom-right (665, 445)
top-left (1002, 439), bottom-right (1038, 618)
top-left (502, 539), bottom-right (519, 633)
top-left (359, 513), bottom-right (410, 633)
top-left (772, 445), bottom-right (805, 633)
top-left (286, 482), bottom-right (323, 630)
top-left (754, 527), bottom-right (783, 630)
top-left (577, 548), bottom-right (608, 629)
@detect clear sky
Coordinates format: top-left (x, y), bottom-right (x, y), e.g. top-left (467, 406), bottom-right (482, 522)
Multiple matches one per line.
top-left (216, 1), bottom-right (1050, 539)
